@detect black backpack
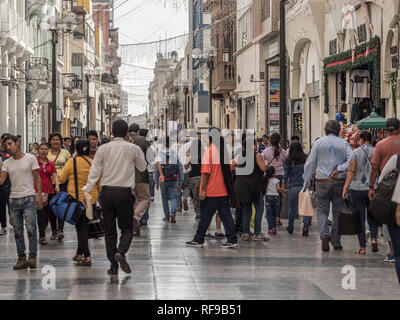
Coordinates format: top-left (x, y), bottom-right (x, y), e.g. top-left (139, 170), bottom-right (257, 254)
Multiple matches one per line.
top-left (161, 153), bottom-right (179, 180)
top-left (368, 156), bottom-right (400, 227)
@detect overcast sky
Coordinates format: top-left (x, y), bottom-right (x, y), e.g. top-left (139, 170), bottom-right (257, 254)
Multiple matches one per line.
top-left (116, 0), bottom-right (188, 116)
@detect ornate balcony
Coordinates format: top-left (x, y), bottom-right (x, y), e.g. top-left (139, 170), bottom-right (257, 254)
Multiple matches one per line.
top-left (213, 61), bottom-right (236, 93)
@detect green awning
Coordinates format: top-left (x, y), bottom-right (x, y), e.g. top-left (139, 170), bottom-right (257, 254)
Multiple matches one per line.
top-left (356, 110), bottom-right (387, 129)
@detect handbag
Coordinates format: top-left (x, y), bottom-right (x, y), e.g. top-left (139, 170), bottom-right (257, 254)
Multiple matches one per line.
top-left (368, 156), bottom-right (400, 227)
top-left (339, 198), bottom-right (363, 235)
top-left (298, 188), bottom-right (315, 217)
top-left (87, 205), bottom-right (105, 239)
top-left (49, 157), bottom-right (85, 225)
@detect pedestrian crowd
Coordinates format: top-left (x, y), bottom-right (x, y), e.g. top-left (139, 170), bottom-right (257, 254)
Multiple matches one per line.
top-left (0, 117), bottom-right (399, 285)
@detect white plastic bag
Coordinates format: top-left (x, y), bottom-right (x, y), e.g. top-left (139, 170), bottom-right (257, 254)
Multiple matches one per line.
top-left (298, 188), bottom-right (315, 217)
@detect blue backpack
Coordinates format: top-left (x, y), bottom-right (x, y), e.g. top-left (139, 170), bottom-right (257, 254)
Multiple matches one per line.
top-left (161, 153), bottom-right (179, 180)
top-left (49, 157), bottom-right (85, 225)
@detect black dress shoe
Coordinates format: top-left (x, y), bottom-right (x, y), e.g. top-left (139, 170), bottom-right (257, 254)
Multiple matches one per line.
top-left (286, 226), bottom-right (293, 234)
top-left (334, 245), bottom-right (343, 250)
top-left (107, 265), bottom-right (118, 275)
top-left (302, 230), bottom-right (309, 237)
top-left (114, 252), bottom-right (131, 273)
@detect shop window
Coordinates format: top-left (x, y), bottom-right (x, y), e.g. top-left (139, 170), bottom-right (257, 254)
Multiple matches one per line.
top-left (357, 24), bottom-right (367, 43)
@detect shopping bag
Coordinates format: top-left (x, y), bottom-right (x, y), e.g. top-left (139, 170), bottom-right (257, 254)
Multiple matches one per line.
top-left (87, 205), bottom-right (105, 239)
top-left (338, 198), bottom-right (363, 235)
top-left (298, 188), bottom-right (315, 217)
top-left (249, 205), bottom-right (255, 229)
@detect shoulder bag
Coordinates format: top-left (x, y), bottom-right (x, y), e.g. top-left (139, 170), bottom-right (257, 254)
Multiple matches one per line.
top-left (49, 156), bottom-right (85, 225)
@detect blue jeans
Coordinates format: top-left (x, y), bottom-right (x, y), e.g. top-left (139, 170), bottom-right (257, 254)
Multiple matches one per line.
top-left (288, 186), bottom-right (310, 231)
top-left (9, 196), bottom-right (37, 257)
top-left (265, 195), bottom-right (280, 230)
top-left (193, 196), bottom-right (237, 244)
top-left (148, 172), bottom-right (155, 198)
top-left (349, 189), bottom-right (378, 248)
top-left (387, 225), bottom-right (400, 285)
top-left (160, 180), bottom-right (178, 219)
top-left (242, 193), bottom-right (263, 235)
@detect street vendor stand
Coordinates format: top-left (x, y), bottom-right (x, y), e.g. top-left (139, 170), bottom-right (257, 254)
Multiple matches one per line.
top-left (356, 109), bottom-right (387, 140)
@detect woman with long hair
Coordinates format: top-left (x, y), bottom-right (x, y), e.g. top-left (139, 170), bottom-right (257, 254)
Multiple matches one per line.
top-left (59, 139), bottom-right (101, 266)
top-left (233, 133), bottom-right (268, 240)
top-left (48, 132), bottom-right (71, 240)
top-left (283, 141), bottom-right (309, 235)
top-left (261, 132), bottom-right (287, 226)
top-left (69, 136), bottom-right (81, 156)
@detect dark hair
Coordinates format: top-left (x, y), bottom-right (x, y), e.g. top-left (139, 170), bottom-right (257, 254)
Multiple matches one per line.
top-left (113, 120), bottom-right (128, 138)
top-left (270, 132), bottom-right (281, 159)
top-left (291, 135), bottom-right (300, 141)
top-left (324, 120), bottom-right (341, 136)
top-left (75, 139), bottom-right (90, 156)
top-left (359, 130), bottom-right (372, 143)
top-left (263, 166), bottom-right (276, 194)
top-left (17, 135), bottom-right (21, 139)
top-left (241, 132), bottom-right (256, 157)
top-left (38, 142), bottom-right (49, 148)
top-left (128, 123), bottom-right (140, 133)
top-left (140, 128), bottom-right (148, 137)
top-left (3, 135), bottom-right (18, 144)
top-left (287, 141), bottom-right (307, 165)
top-left (372, 139), bottom-right (379, 147)
top-left (86, 130), bottom-right (98, 139)
top-left (1, 133), bottom-right (10, 140)
top-left (257, 138), bottom-right (262, 143)
top-left (64, 137), bottom-right (71, 142)
top-left (33, 142), bottom-right (39, 147)
top-left (69, 136), bottom-right (81, 154)
top-left (101, 137), bottom-right (110, 145)
top-left (49, 132), bottom-right (63, 143)
top-left (386, 117), bottom-right (400, 132)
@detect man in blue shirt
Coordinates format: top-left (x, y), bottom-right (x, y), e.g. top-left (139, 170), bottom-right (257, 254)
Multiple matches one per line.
top-left (257, 134), bottom-right (269, 153)
top-left (303, 120), bottom-right (352, 252)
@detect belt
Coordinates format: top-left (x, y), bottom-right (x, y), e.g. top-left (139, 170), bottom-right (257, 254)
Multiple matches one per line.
top-left (316, 178), bottom-right (345, 182)
top-left (102, 186), bottom-right (132, 191)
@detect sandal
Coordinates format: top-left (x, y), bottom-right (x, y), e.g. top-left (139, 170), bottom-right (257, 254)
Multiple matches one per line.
top-left (371, 240), bottom-right (379, 253)
top-left (357, 248), bottom-right (366, 255)
top-left (77, 257), bottom-right (92, 266)
top-left (73, 254), bottom-right (83, 262)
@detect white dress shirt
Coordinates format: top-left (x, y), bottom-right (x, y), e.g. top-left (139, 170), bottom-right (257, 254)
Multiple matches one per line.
top-left (83, 138), bottom-right (147, 193)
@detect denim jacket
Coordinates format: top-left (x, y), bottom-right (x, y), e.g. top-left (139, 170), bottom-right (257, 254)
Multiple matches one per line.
top-left (155, 149), bottom-right (184, 187)
top-left (283, 161), bottom-right (305, 188)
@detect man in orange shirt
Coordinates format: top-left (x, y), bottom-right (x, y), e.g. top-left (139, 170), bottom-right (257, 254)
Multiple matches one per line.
top-left (186, 128), bottom-right (238, 248)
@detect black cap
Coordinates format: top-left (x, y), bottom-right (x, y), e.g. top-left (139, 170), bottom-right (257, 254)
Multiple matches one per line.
top-left (386, 118), bottom-right (400, 131)
top-left (128, 123), bottom-right (140, 133)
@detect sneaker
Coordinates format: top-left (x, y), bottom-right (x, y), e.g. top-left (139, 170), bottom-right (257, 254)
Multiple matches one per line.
top-left (183, 200), bottom-right (189, 211)
top-left (13, 256), bottom-right (27, 270)
top-left (384, 253), bottom-right (395, 263)
top-left (50, 232), bottom-right (57, 240)
top-left (114, 252), bottom-right (131, 273)
top-left (253, 233), bottom-right (270, 241)
top-left (221, 242), bottom-right (238, 248)
top-left (57, 231), bottom-right (64, 241)
top-left (170, 214), bottom-right (176, 223)
top-left (0, 228), bottom-right (7, 237)
top-left (215, 232), bottom-right (225, 238)
top-left (205, 233), bottom-right (214, 238)
top-left (241, 233), bottom-right (250, 241)
top-left (321, 234), bottom-right (330, 252)
top-left (185, 241), bottom-right (203, 248)
top-left (26, 254), bottom-right (37, 269)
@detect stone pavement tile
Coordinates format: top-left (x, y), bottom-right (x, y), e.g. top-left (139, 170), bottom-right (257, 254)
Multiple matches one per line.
top-left (155, 284), bottom-right (201, 300)
top-left (68, 283), bottom-right (156, 300)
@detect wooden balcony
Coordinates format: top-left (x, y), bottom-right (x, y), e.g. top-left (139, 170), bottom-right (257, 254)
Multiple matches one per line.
top-left (213, 61), bottom-right (236, 93)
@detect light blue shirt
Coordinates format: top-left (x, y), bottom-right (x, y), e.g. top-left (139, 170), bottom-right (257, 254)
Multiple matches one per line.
top-left (303, 134), bottom-right (352, 185)
top-left (349, 144), bottom-right (375, 191)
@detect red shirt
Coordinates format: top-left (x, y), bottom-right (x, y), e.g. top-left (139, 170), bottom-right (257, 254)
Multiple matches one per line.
top-left (200, 144), bottom-right (228, 197)
top-left (371, 135), bottom-right (400, 172)
top-left (34, 158), bottom-right (57, 194)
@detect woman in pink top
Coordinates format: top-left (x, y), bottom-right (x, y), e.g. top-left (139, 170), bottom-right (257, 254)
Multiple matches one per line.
top-left (261, 132), bottom-right (287, 226)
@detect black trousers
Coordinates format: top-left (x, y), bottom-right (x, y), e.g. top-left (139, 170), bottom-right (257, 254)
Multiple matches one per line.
top-left (37, 205), bottom-right (50, 238)
top-left (47, 192), bottom-right (64, 233)
top-left (75, 212), bottom-right (90, 257)
top-left (0, 185), bottom-right (9, 228)
top-left (100, 186), bottom-right (135, 266)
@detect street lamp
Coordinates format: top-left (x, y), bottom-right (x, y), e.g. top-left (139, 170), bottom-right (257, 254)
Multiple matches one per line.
top-left (49, 13), bottom-right (77, 133)
top-left (192, 46), bottom-right (217, 127)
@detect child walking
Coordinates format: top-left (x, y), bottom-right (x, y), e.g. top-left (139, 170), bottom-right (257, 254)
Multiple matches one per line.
top-left (265, 166), bottom-right (284, 235)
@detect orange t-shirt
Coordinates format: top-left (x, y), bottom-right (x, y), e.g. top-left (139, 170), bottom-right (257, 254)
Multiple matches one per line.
top-left (200, 144), bottom-right (228, 197)
top-left (371, 135), bottom-right (400, 172)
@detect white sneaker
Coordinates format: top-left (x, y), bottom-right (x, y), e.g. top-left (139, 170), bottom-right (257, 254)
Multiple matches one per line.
top-left (0, 228), bottom-right (7, 237)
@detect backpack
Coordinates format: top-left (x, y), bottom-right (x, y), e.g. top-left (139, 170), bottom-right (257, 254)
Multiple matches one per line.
top-left (368, 155), bottom-right (400, 227)
top-left (161, 153), bottom-right (179, 180)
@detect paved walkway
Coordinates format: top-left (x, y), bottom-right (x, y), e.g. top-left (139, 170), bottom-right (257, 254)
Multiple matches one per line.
top-left (0, 190), bottom-right (399, 300)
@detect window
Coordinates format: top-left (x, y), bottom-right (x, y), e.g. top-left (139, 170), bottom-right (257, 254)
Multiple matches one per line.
top-left (237, 8), bottom-right (252, 50)
top-left (357, 24), bottom-right (367, 43)
top-left (329, 39), bottom-right (337, 56)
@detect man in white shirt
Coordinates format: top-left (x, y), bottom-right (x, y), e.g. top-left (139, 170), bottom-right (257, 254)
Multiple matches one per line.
top-left (172, 135), bottom-right (191, 212)
top-left (0, 135), bottom-right (42, 270)
top-left (83, 120), bottom-right (147, 275)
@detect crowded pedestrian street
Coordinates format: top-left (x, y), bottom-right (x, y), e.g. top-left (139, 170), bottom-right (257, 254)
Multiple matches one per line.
top-left (0, 189), bottom-right (397, 300)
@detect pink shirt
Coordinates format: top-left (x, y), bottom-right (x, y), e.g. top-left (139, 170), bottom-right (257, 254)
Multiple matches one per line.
top-left (261, 147), bottom-right (287, 176)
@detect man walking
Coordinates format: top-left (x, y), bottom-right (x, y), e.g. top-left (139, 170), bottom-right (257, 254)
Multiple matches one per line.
top-left (86, 130), bottom-right (99, 159)
top-left (0, 135), bottom-right (42, 270)
top-left (303, 120), bottom-right (352, 252)
top-left (83, 120), bottom-right (147, 275)
top-left (128, 123), bottom-right (151, 236)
